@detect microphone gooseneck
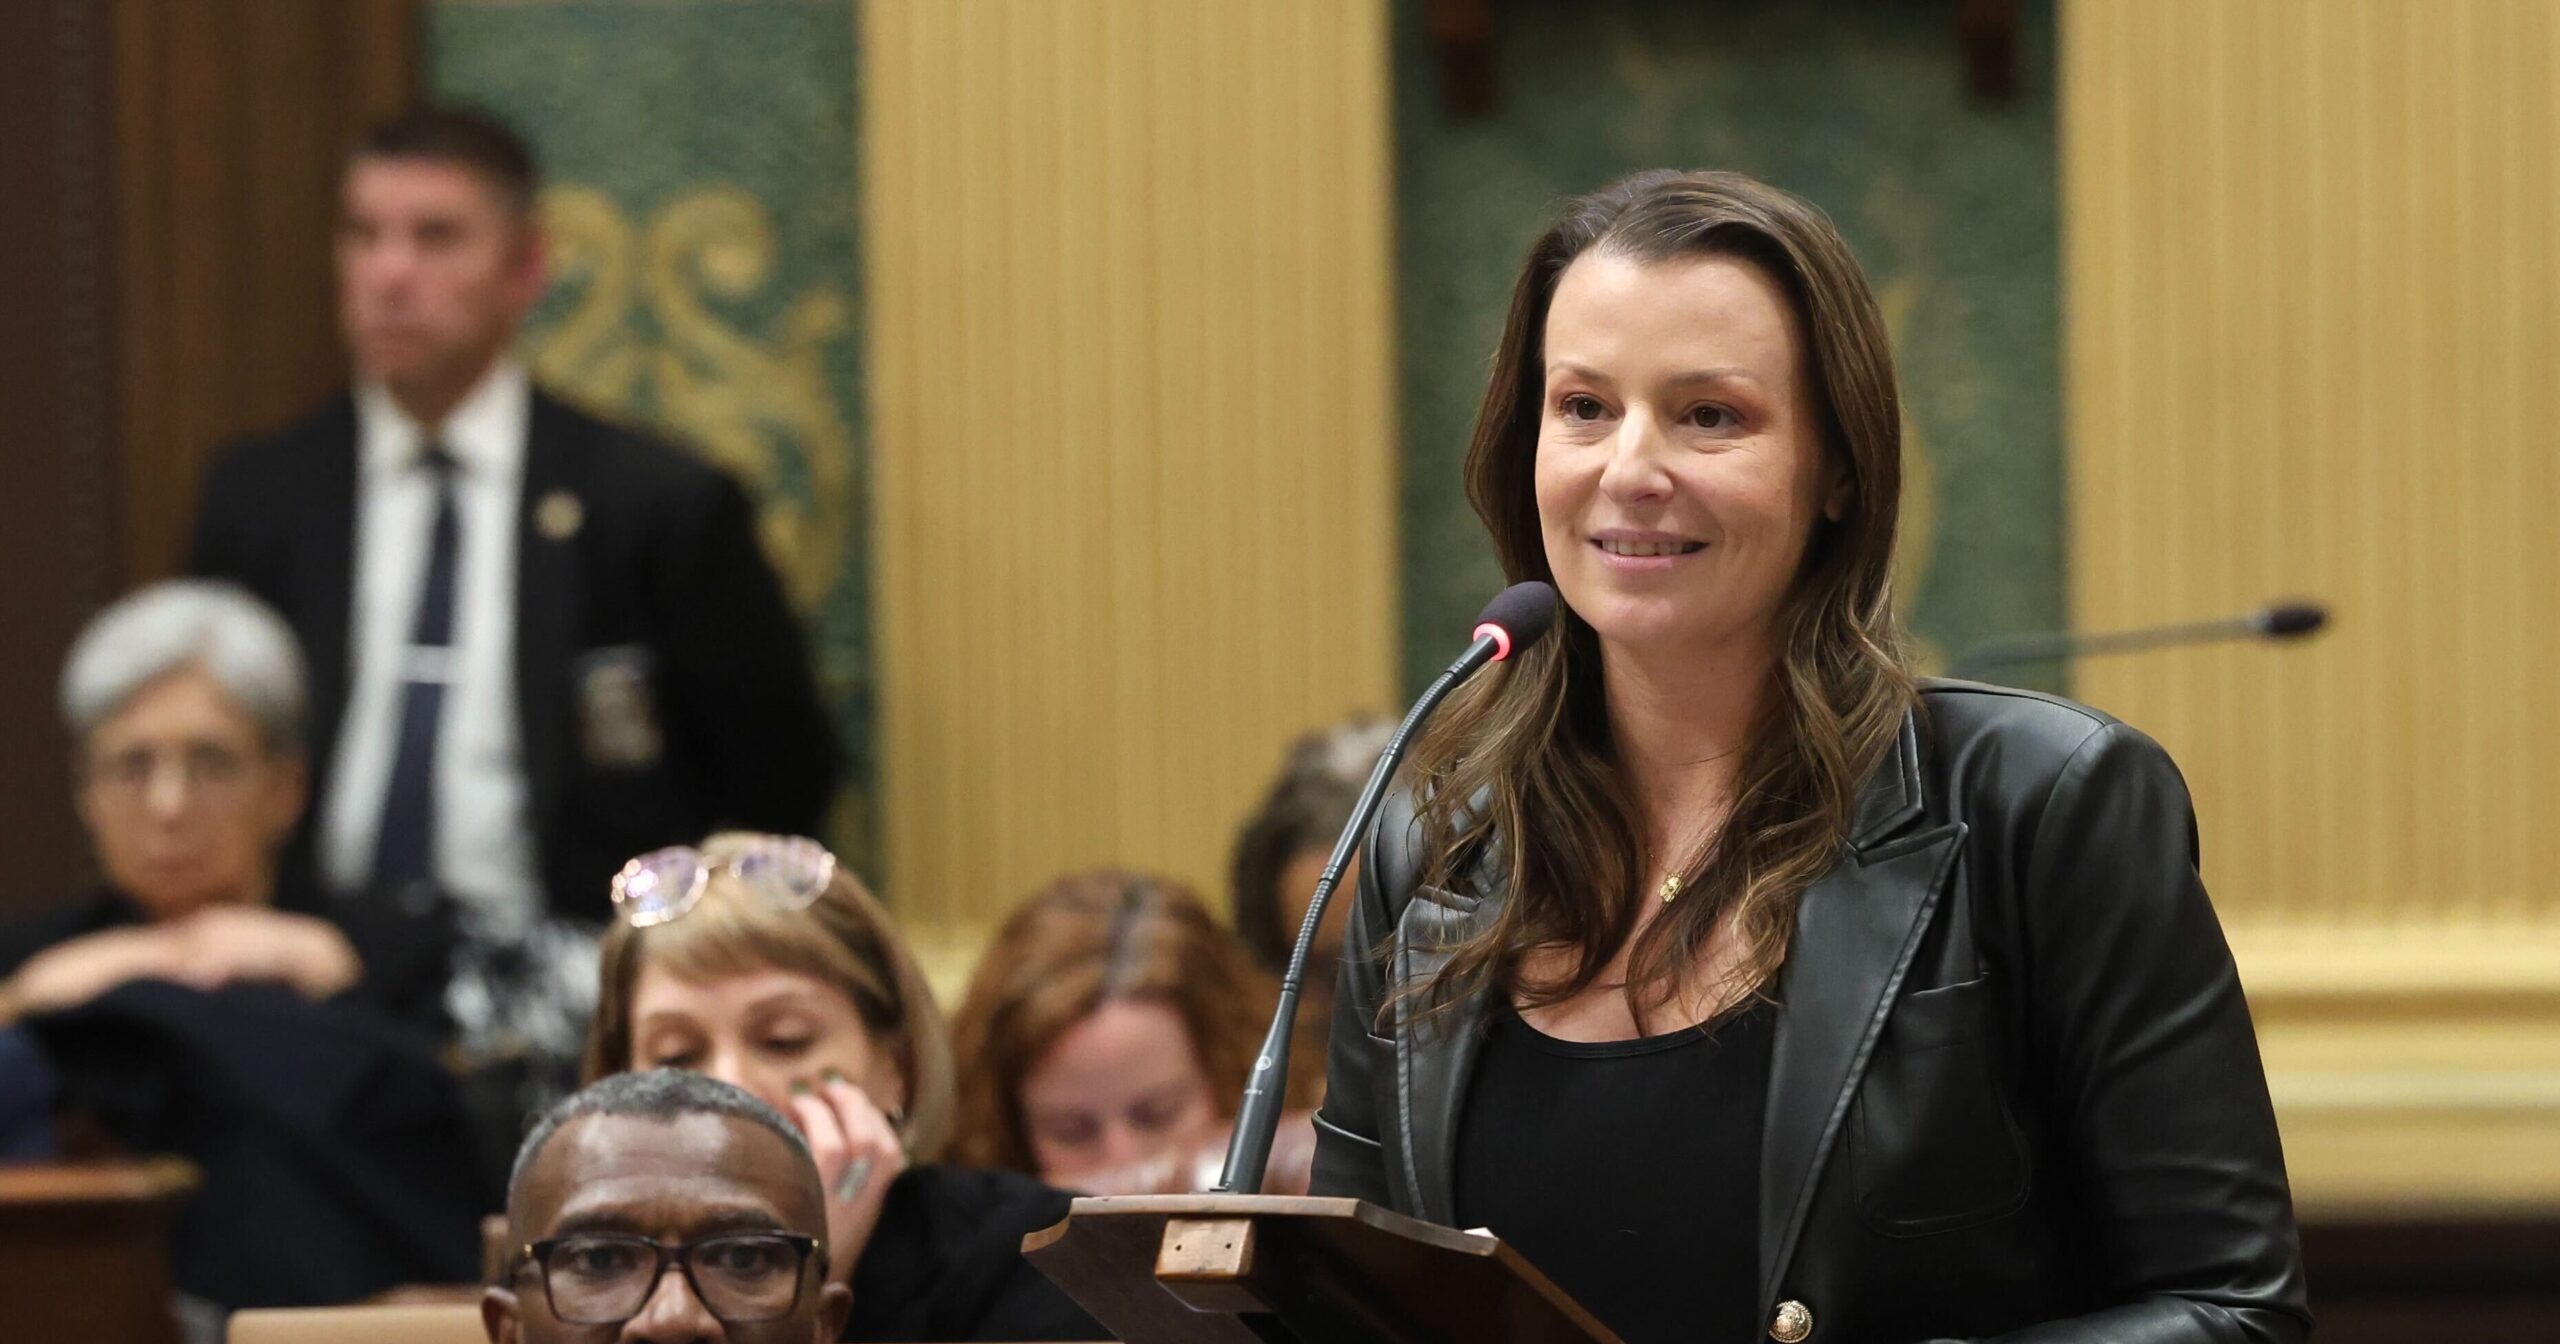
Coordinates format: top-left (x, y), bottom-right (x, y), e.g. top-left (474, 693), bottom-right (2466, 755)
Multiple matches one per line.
top-left (1214, 581), bottom-right (1558, 1195)
top-left (1949, 598), bottom-right (2330, 681)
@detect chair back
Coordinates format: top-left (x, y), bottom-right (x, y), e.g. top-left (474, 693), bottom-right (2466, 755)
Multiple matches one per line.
top-left (227, 1304), bottom-right (483, 1343)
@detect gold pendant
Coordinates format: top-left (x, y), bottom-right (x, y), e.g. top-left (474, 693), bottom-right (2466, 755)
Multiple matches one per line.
top-left (1659, 874), bottom-right (1683, 904)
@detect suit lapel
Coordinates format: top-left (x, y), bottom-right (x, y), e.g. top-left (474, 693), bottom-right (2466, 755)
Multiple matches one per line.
top-left (1392, 882), bottom-right (1500, 1226)
top-left (1755, 709), bottom-right (1964, 1305)
top-left (514, 392), bottom-right (582, 833)
top-left (302, 401), bottom-right (361, 771)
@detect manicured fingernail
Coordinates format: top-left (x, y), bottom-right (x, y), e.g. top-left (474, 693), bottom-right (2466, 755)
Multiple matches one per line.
top-left (821, 1068), bottom-right (846, 1085)
top-left (789, 1081), bottom-right (812, 1097)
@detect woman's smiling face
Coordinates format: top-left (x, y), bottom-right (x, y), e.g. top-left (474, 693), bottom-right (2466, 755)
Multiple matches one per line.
top-left (1533, 248), bottom-right (1842, 664)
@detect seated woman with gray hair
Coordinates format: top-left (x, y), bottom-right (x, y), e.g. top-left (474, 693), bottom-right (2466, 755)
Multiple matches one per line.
top-left (0, 579), bottom-right (479, 1316)
top-left (0, 580), bottom-right (443, 1023)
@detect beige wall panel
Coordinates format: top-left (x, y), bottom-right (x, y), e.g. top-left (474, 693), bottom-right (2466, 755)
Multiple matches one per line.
top-left (861, 0), bottom-right (1395, 968)
top-left (2065, 0), bottom-right (2560, 1210)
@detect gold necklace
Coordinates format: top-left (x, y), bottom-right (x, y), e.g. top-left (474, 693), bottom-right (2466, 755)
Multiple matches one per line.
top-left (1659, 873), bottom-right (1684, 904)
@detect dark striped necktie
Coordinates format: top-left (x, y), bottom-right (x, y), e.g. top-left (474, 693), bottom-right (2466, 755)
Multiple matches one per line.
top-left (370, 443), bottom-right (460, 900)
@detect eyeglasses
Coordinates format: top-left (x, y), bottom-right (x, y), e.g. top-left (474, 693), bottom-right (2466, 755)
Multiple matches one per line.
top-left (85, 743), bottom-right (255, 804)
top-left (610, 837), bottom-right (836, 927)
top-left (518, 1231), bottom-right (821, 1325)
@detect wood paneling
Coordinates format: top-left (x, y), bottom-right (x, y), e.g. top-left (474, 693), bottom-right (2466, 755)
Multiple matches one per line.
top-left (0, 2), bottom-right (416, 914)
top-left (0, 0), bottom-right (121, 913)
top-left (111, 0), bottom-right (418, 582)
top-left (0, 1160), bottom-right (200, 1344)
top-left (2063, 0), bottom-right (2560, 1211)
top-left (860, 0), bottom-right (1397, 954)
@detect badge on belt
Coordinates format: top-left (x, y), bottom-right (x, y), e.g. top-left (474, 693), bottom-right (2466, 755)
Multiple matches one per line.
top-left (574, 644), bottom-right (663, 770)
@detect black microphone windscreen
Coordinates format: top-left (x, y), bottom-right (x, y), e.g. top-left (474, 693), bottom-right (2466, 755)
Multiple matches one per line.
top-left (2257, 601), bottom-right (2328, 638)
top-left (1475, 581), bottom-right (1560, 652)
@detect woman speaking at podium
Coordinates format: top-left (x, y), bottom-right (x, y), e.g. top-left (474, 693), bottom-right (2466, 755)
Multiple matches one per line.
top-left (1308, 171), bottom-right (2309, 1344)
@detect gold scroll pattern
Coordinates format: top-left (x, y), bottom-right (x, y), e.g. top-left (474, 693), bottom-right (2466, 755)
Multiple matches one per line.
top-left (528, 182), bottom-right (856, 613)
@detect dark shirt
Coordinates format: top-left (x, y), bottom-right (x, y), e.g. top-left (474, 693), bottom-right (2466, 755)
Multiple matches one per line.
top-left (28, 980), bottom-right (483, 1305)
top-left (0, 886), bottom-right (452, 1034)
top-left (1453, 998), bottom-right (1775, 1344)
top-left (844, 1163), bottom-right (1109, 1342)
top-left (0, 888), bottom-right (485, 1305)
top-left (0, 889), bottom-right (142, 980)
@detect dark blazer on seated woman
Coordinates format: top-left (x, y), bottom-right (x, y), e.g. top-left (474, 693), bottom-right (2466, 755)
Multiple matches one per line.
top-left (844, 1163), bottom-right (1093, 1342)
top-left (1311, 682), bottom-right (2311, 1344)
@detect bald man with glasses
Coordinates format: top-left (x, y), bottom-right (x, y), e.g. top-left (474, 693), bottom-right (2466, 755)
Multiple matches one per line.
top-left (487, 1070), bottom-right (852, 1343)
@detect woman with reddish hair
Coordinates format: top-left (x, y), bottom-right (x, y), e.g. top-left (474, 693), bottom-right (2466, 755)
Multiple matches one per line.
top-left (949, 870), bottom-right (1318, 1194)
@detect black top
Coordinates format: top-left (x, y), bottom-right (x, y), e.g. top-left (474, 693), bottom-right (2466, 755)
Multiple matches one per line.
top-left (2, 892), bottom-right (484, 1306)
top-left (23, 977), bottom-right (483, 1304)
top-left (0, 889), bottom-right (139, 980)
top-left (1315, 685), bottom-right (2311, 1342)
top-left (1453, 998), bottom-right (1774, 1344)
top-left (0, 886), bottom-right (453, 1034)
top-left (844, 1163), bottom-right (1108, 1341)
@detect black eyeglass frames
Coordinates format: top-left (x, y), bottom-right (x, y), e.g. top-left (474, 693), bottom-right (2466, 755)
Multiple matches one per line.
top-left (517, 1231), bottom-right (822, 1325)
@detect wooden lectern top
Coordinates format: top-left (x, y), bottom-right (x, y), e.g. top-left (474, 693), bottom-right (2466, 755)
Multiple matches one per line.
top-left (1022, 1194), bottom-right (1623, 1344)
top-left (0, 1156), bottom-right (198, 1209)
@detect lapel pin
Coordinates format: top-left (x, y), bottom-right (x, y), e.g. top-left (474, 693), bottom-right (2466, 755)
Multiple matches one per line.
top-left (536, 490), bottom-right (584, 542)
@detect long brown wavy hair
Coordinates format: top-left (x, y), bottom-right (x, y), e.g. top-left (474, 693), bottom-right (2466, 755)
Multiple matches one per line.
top-left (1403, 169), bottom-right (1915, 1027)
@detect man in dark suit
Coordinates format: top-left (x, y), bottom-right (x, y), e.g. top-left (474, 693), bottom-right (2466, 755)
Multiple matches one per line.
top-left (189, 107), bottom-right (839, 1075)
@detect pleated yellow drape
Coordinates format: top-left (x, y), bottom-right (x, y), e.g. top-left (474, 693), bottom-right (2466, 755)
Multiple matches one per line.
top-left (858, 1), bottom-right (1396, 984)
top-left (2065, 0), bottom-right (2560, 1212)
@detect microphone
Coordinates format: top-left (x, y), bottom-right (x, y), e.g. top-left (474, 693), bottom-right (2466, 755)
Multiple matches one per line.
top-left (1948, 599), bottom-right (2330, 680)
top-left (1214, 580), bottom-right (1559, 1194)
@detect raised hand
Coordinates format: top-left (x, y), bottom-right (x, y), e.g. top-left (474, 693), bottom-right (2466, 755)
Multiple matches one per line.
top-left (788, 1068), bottom-right (910, 1285)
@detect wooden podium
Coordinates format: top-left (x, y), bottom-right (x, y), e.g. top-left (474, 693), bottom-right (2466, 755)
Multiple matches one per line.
top-left (1021, 1194), bottom-right (1623, 1344)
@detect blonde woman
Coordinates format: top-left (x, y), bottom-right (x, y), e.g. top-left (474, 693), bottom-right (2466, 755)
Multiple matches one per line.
top-left (585, 832), bottom-right (1103, 1342)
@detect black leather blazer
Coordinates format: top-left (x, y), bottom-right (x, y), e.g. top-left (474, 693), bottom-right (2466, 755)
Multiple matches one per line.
top-left (1309, 681), bottom-right (2311, 1343)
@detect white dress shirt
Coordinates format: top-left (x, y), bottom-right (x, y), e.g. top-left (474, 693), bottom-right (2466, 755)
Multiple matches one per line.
top-left (324, 360), bottom-right (545, 938)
